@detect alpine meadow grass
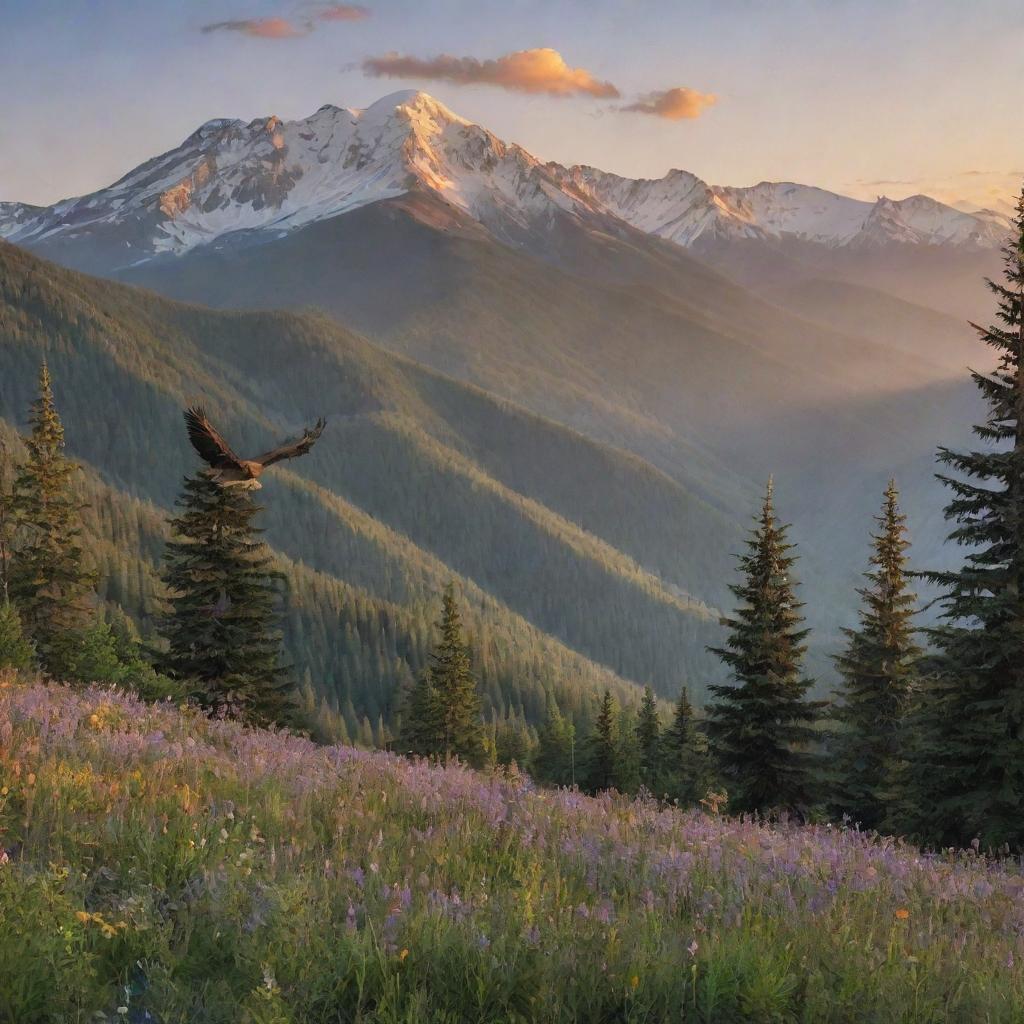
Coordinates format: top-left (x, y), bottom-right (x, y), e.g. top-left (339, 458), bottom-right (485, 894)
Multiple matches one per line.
top-left (2, 672), bottom-right (1023, 1023)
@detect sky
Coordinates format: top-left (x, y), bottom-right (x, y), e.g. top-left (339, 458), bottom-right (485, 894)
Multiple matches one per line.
top-left (2, 0), bottom-right (1022, 211)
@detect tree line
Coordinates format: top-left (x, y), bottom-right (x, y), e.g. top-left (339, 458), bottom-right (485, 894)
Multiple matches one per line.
top-left (696, 190), bottom-right (1024, 850)
top-left (394, 189), bottom-right (1024, 856)
top-left (1, 188), bottom-right (1022, 852)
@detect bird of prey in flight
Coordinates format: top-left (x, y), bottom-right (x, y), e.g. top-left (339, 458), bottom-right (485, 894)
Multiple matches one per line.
top-left (184, 406), bottom-right (326, 488)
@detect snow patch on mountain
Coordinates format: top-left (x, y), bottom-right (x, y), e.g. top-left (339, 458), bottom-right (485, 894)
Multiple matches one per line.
top-left (0, 202), bottom-right (43, 238)
top-left (854, 195), bottom-right (1011, 248)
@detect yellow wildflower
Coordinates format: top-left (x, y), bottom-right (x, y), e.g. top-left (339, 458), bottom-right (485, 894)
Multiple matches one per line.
top-left (399, 948), bottom-right (409, 961)
top-left (895, 908), bottom-right (910, 921)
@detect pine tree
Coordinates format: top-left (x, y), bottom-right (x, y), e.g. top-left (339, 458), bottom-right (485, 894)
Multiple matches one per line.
top-left (9, 363), bottom-right (95, 673)
top-left (583, 689), bottom-right (619, 793)
top-left (636, 685), bottom-right (662, 789)
top-left (400, 670), bottom-right (439, 756)
top-left (831, 481), bottom-right (920, 830)
top-left (494, 718), bottom-right (533, 769)
top-left (901, 187), bottom-right (1024, 849)
top-left (706, 480), bottom-right (824, 815)
top-left (532, 698), bottom-right (576, 787)
top-left (662, 687), bottom-right (711, 805)
top-left (427, 583), bottom-right (484, 766)
top-left (106, 607), bottom-right (145, 668)
top-left (158, 472), bottom-right (293, 727)
top-left (66, 619), bottom-right (125, 684)
top-left (0, 599), bottom-right (35, 673)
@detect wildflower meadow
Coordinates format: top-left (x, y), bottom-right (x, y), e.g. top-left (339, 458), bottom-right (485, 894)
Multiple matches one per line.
top-left (2, 672), bottom-right (1024, 1023)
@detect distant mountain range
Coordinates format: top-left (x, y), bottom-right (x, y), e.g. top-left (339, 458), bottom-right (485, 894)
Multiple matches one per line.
top-left (1, 91), bottom-right (1010, 267)
top-left (569, 168), bottom-right (1010, 250)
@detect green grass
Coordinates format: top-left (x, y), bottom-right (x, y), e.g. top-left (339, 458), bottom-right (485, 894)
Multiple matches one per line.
top-left (2, 673), bottom-right (1023, 1023)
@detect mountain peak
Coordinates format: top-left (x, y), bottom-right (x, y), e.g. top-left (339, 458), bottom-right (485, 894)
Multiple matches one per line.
top-left (359, 89), bottom-right (467, 127)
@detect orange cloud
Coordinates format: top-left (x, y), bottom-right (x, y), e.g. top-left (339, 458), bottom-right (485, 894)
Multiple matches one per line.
top-left (202, 17), bottom-right (305, 38)
top-left (622, 87), bottom-right (717, 120)
top-left (317, 4), bottom-right (370, 20)
top-left (362, 47), bottom-right (620, 98)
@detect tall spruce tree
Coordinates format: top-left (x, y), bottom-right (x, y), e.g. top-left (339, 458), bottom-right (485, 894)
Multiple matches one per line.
top-left (636, 685), bottom-right (662, 789)
top-left (10, 363), bottom-right (95, 673)
top-left (159, 473), bottom-right (293, 727)
top-left (706, 480), bottom-right (824, 815)
top-left (901, 187), bottom-right (1024, 849)
top-left (831, 481), bottom-right (920, 829)
top-left (662, 687), bottom-right (711, 805)
top-left (583, 689), bottom-right (619, 793)
top-left (427, 583), bottom-right (484, 766)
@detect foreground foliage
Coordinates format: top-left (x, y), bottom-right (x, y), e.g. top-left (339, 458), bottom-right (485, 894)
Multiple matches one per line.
top-left (2, 677), bottom-right (1024, 1023)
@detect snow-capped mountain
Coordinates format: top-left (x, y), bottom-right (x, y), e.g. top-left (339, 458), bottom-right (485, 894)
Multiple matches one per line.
top-left (566, 168), bottom-right (1011, 250)
top-left (1, 91), bottom-right (607, 267)
top-left (0, 90), bottom-right (1011, 269)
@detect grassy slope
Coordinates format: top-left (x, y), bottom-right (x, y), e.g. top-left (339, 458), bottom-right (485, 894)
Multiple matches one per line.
top-left (2, 675), bottom-right (1023, 1023)
top-left (0, 241), bottom-right (744, 718)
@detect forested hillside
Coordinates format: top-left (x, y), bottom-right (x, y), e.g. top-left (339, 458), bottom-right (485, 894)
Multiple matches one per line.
top-left (117, 192), bottom-right (982, 647)
top-left (0, 241), bottom-right (745, 736)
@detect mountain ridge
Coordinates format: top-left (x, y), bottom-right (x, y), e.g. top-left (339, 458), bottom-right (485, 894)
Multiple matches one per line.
top-left (1, 90), bottom-right (1009, 270)
top-left (567, 166), bottom-right (1010, 250)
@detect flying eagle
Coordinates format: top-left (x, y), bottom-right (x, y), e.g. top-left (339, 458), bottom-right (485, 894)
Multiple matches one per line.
top-left (184, 406), bottom-right (326, 488)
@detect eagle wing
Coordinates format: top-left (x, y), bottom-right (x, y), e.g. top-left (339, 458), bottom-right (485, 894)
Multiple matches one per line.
top-left (184, 407), bottom-right (244, 469)
top-left (255, 418), bottom-right (327, 468)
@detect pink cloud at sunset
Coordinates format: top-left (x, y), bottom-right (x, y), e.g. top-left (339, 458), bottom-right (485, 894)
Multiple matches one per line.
top-left (622, 87), bottom-right (717, 120)
top-left (363, 47), bottom-right (620, 99)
